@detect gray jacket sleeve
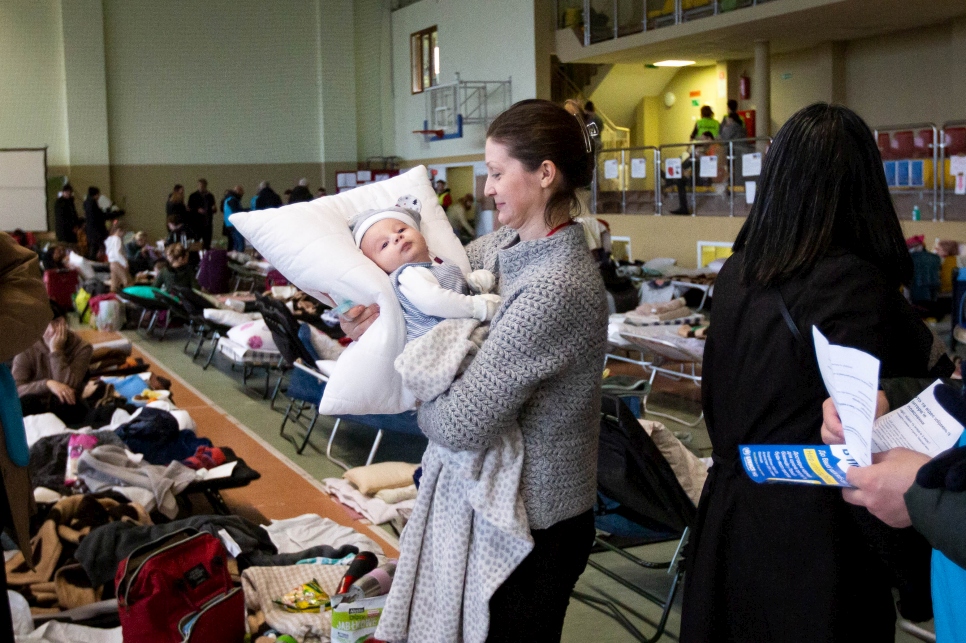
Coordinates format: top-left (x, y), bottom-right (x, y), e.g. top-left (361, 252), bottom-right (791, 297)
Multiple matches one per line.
top-left (417, 281), bottom-right (590, 452)
top-left (905, 481), bottom-right (966, 569)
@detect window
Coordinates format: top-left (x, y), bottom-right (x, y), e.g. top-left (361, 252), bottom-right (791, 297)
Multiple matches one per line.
top-left (410, 26), bottom-right (439, 94)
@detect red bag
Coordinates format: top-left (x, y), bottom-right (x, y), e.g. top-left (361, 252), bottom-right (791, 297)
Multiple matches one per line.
top-left (43, 269), bottom-right (79, 310)
top-left (116, 528), bottom-right (245, 642)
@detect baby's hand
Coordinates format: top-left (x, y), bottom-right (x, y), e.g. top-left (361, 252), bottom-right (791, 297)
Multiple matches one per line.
top-left (472, 294), bottom-right (502, 322)
top-left (466, 270), bottom-right (496, 294)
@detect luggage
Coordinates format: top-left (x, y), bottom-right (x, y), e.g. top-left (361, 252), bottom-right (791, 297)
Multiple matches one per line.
top-left (73, 288), bottom-right (93, 325)
top-left (116, 528), bottom-right (245, 642)
top-left (92, 296), bottom-right (124, 331)
top-left (197, 249), bottom-right (229, 294)
top-left (43, 269), bottom-right (79, 310)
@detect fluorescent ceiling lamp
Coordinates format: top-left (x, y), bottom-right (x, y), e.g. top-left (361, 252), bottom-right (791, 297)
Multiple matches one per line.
top-left (651, 60), bottom-right (695, 67)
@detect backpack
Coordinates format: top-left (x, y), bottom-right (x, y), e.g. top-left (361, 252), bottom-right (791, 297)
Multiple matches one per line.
top-left (116, 528), bottom-right (245, 642)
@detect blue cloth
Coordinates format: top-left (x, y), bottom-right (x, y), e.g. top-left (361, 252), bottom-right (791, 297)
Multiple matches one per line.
top-left (0, 365), bottom-right (29, 466)
top-left (932, 430), bottom-right (966, 642)
top-left (223, 194), bottom-right (243, 228)
top-left (114, 406), bottom-right (212, 465)
top-left (105, 374), bottom-right (150, 400)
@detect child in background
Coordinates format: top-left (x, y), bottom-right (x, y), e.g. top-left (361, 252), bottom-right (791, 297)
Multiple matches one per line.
top-left (153, 244), bottom-right (199, 292)
top-left (350, 196), bottom-right (500, 341)
top-left (105, 222), bottom-right (132, 292)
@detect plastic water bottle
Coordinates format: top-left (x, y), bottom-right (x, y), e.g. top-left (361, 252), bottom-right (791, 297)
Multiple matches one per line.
top-left (912, 205), bottom-right (921, 221)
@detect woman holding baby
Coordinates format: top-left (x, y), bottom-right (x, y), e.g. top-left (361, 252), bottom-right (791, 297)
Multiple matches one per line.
top-left (343, 99), bottom-right (607, 642)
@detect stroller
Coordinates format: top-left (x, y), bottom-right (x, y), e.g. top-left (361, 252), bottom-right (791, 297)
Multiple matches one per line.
top-left (572, 394), bottom-right (697, 642)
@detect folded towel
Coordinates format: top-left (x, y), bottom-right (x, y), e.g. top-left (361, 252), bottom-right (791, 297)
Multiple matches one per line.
top-left (636, 297), bottom-right (686, 315)
top-left (625, 307), bottom-right (694, 325)
top-left (343, 462), bottom-right (420, 496)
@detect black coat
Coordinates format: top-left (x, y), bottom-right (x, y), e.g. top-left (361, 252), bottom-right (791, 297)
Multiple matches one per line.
top-left (681, 249), bottom-right (950, 642)
top-left (54, 196), bottom-right (79, 243)
top-left (83, 197), bottom-right (108, 259)
top-left (187, 190), bottom-right (215, 236)
top-left (288, 185), bottom-right (312, 204)
top-left (254, 187), bottom-right (283, 210)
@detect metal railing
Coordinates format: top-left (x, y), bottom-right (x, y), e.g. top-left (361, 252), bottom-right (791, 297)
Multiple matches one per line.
top-left (940, 120), bottom-right (966, 222)
top-left (557, 0), bottom-right (780, 46)
top-left (873, 123), bottom-right (939, 220)
top-left (871, 121), bottom-right (966, 222)
top-left (593, 137), bottom-right (771, 216)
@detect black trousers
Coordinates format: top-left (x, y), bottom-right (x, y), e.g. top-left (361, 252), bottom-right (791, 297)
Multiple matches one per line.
top-left (486, 509), bottom-right (595, 643)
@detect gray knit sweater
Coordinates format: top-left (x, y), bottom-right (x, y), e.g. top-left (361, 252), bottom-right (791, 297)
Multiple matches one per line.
top-left (418, 224), bottom-right (608, 529)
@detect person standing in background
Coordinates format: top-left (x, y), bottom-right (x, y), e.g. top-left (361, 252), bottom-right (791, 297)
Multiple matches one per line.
top-left (104, 222), bottom-right (132, 292)
top-left (223, 185), bottom-right (247, 252)
top-left (53, 184), bottom-right (80, 244)
top-left (288, 178), bottom-right (312, 204)
top-left (254, 181), bottom-right (283, 210)
top-left (187, 178), bottom-right (216, 249)
top-left (0, 231), bottom-right (52, 640)
top-left (83, 186), bottom-right (108, 260)
top-left (691, 105), bottom-right (720, 139)
top-left (166, 184), bottom-right (191, 237)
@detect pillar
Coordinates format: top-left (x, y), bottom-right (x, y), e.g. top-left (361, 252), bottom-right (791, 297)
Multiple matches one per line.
top-left (754, 40), bottom-right (770, 137)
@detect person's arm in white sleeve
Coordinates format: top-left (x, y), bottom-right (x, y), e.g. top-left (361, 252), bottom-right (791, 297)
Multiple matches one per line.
top-left (398, 266), bottom-right (499, 321)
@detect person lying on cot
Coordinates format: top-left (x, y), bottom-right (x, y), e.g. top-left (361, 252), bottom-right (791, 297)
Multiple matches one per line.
top-left (349, 196), bottom-right (501, 342)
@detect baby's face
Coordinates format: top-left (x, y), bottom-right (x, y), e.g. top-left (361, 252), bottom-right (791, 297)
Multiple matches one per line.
top-left (360, 218), bottom-right (431, 273)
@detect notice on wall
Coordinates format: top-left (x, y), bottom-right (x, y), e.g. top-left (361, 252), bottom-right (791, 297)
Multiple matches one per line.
top-left (356, 170), bottom-right (372, 183)
top-left (742, 152), bottom-right (762, 177)
top-left (337, 173), bottom-right (357, 188)
top-left (699, 155), bottom-right (718, 179)
top-left (957, 173), bottom-right (966, 196)
top-left (630, 158), bottom-right (647, 179)
top-left (603, 159), bottom-right (619, 180)
top-left (665, 157), bottom-right (682, 179)
top-left (745, 181), bottom-right (756, 204)
top-left (950, 155), bottom-right (966, 176)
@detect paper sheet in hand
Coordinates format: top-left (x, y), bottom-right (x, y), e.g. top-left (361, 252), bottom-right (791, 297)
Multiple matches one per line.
top-left (741, 445), bottom-right (852, 486)
top-left (872, 380), bottom-right (964, 457)
top-left (741, 328), bottom-right (880, 487)
top-left (812, 326), bottom-right (880, 467)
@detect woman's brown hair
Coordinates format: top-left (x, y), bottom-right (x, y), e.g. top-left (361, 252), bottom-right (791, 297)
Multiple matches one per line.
top-left (486, 99), bottom-right (594, 227)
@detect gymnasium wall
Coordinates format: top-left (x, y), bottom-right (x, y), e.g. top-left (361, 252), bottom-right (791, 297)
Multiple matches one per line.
top-left (391, 0), bottom-right (538, 162)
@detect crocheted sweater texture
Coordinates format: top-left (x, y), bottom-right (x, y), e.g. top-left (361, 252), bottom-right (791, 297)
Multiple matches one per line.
top-left (418, 224), bottom-right (608, 529)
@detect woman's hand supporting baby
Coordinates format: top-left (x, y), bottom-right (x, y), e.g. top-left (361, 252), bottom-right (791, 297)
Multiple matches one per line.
top-left (339, 303), bottom-right (380, 340)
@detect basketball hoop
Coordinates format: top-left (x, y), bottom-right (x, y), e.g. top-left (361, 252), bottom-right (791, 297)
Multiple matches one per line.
top-left (412, 129), bottom-right (445, 139)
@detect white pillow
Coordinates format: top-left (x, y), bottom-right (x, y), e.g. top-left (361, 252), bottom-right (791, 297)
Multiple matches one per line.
top-left (229, 166), bottom-right (468, 415)
top-left (226, 319), bottom-right (278, 352)
top-left (643, 257), bottom-right (676, 272)
top-left (203, 308), bottom-right (262, 327)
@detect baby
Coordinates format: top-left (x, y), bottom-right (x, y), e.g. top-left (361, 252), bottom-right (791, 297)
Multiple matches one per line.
top-left (350, 196), bottom-right (500, 341)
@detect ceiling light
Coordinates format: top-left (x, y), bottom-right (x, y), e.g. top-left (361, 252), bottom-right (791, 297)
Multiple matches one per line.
top-left (651, 60), bottom-right (696, 67)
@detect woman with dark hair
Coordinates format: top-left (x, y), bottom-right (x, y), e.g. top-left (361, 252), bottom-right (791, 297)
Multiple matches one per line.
top-left (680, 103), bottom-right (952, 642)
top-left (343, 99), bottom-right (607, 642)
